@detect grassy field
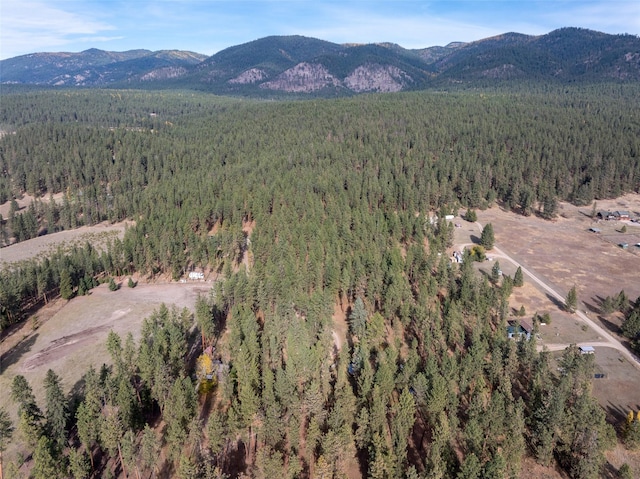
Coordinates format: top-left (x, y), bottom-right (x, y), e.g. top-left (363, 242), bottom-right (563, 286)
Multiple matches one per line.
top-left (0, 220), bottom-right (132, 267)
top-left (449, 195), bottom-right (640, 478)
top-left (464, 195), bottom-right (640, 410)
top-left (0, 280), bottom-right (212, 465)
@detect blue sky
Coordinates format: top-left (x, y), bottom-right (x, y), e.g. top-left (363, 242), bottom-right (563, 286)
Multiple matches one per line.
top-left (1, 1), bottom-right (639, 60)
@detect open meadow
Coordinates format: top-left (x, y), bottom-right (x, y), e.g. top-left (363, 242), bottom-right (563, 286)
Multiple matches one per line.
top-left (452, 194), bottom-right (640, 421)
top-left (0, 280), bottom-right (211, 464)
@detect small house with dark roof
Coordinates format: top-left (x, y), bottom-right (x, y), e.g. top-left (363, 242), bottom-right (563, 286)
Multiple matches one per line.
top-left (507, 319), bottom-right (533, 340)
top-left (597, 211), bottom-right (613, 220)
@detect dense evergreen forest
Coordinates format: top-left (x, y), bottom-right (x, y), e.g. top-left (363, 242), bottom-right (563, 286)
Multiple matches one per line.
top-left (1, 85), bottom-right (639, 478)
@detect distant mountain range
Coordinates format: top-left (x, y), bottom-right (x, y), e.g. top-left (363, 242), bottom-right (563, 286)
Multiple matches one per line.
top-left (2, 28), bottom-right (639, 96)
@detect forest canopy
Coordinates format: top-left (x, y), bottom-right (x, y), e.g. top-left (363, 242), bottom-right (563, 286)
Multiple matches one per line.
top-left (1, 84), bottom-right (639, 478)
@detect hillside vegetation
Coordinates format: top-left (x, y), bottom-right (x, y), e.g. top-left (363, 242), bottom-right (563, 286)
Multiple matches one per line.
top-left (1, 28), bottom-right (639, 95)
top-left (1, 85), bottom-right (639, 478)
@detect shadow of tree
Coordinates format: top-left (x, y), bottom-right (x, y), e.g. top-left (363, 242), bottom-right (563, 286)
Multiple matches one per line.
top-left (0, 332), bottom-right (39, 374)
top-left (599, 315), bottom-right (623, 336)
top-left (584, 297), bottom-right (603, 315)
top-left (605, 401), bottom-right (633, 426)
top-left (545, 292), bottom-right (565, 311)
top-left (603, 461), bottom-right (621, 479)
top-left (67, 376), bottom-right (87, 424)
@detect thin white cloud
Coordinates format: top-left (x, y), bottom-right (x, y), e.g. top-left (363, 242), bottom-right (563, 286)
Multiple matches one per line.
top-left (282, 5), bottom-right (512, 48)
top-left (540, 1), bottom-right (640, 34)
top-left (0, 1), bottom-right (116, 59)
top-left (76, 36), bottom-right (125, 44)
top-left (292, 1), bottom-right (639, 49)
top-left (1, 1), bottom-right (638, 60)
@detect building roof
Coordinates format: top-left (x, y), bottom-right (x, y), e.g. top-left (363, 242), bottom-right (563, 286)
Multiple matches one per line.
top-left (579, 345), bottom-right (595, 353)
top-left (520, 320), bottom-right (533, 333)
top-left (506, 320), bottom-right (533, 337)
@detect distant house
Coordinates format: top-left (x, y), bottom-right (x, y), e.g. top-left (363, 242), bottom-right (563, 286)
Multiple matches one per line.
top-left (507, 319), bottom-right (533, 340)
top-left (597, 211), bottom-right (614, 220)
top-left (579, 345), bottom-right (595, 354)
top-left (597, 210), bottom-right (631, 221)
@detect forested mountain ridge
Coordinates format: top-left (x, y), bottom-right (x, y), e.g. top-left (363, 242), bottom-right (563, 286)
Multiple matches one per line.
top-left (0, 48), bottom-right (207, 86)
top-left (431, 28), bottom-right (640, 83)
top-left (2, 27), bottom-right (639, 95)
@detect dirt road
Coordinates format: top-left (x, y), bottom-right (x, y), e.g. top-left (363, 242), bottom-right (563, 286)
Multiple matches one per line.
top-left (473, 221), bottom-right (640, 370)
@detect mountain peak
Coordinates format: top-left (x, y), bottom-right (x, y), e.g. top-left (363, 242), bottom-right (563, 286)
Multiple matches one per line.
top-left (2, 28), bottom-right (639, 94)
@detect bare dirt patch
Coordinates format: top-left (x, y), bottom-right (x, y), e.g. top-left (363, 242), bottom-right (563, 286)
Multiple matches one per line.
top-left (332, 294), bottom-right (349, 353)
top-left (0, 192), bottom-right (63, 219)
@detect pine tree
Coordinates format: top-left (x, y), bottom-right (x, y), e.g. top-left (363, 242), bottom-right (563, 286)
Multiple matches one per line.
top-left (0, 408), bottom-right (15, 479)
top-left (68, 449), bottom-right (91, 479)
top-left (59, 269), bottom-right (73, 300)
top-left (140, 425), bottom-right (160, 477)
top-left (463, 209), bottom-right (477, 222)
top-left (349, 297), bottom-right (368, 339)
top-left (196, 294), bottom-right (215, 350)
top-left (480, 223), bottom-right (495, 250)
top-left (490, 261), bottom-right (501, 283)
top-left (11, 375), bottom-right (43, 447)
top-left (565, 286), bottom-right (578, 313)
top-left (44, 369), bottom-right (68, 448)
top-left (514, 266), bottom-right (524, 287)
top-left (618, 463), bottom-right (633, 479)
top-left (32, 436), bottom-right (59, 479)
top-left (541, 195), bottom-right (558, 220)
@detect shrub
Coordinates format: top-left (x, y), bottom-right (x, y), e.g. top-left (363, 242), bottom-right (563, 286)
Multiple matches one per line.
top-left (463, 209), bottom-right (477, 222)
top-left (470, 245), bottom-right (486, 262)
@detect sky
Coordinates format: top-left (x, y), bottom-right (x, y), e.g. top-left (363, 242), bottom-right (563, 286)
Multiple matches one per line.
top-left (1, 0), bottom-right (639, 60)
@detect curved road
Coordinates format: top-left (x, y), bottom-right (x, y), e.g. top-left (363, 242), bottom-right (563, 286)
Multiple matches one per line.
top-left (471, 222), bottom-right (640, 370)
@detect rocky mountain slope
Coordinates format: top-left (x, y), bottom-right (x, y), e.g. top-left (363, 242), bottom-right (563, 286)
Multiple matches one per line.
top-left (0, 49), bottom-right (207, 86)
top-left (1, 28), bottom-right (638, 95)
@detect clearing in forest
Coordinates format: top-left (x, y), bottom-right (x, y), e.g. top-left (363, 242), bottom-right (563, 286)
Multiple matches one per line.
top-left (452, 194), bottom-right (640, 423)
top-left (0, 280), bottom-right (211, 465)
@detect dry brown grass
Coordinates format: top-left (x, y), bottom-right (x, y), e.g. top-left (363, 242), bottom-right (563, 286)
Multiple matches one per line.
top-left (451, 194), bottom-right (640, 477)
top-left (0, 280), bottom-right (211, 466)
top-left (0, 220), bottom-right (133, 267)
